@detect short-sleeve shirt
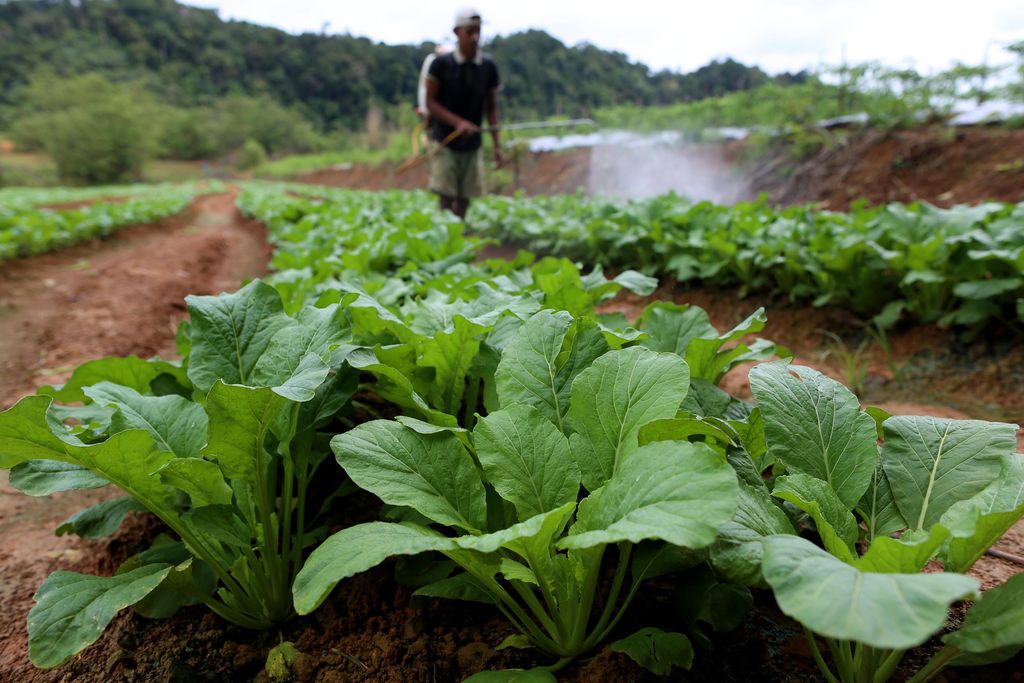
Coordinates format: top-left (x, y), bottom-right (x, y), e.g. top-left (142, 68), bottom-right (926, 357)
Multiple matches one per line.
top-left (427, 52), bottom-right (500, 152)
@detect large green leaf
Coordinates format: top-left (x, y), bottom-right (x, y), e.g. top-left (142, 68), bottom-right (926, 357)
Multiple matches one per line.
top-left (84, 382), bottom-right (207, 458)
top-left (185, 279), bottom-right (294, 392)
top-left (638, 302), bottom-right (716, 356)
top-left (293, 522), bottom-right (452, 614)
top-left (202, 382), bottom-right (286, 482)
top-left (939, 453), bottom-right (1024, 572)
top-left (331, 421), bottom-right (487, 532)
top-left (295, 505), bottom-right (575, 617)
top-left (761, 535), bottom-right (978, 649)
top-left (0, 396), bottom-right (177, 515)
top-left (473, 404), bottom-right (581, 521)
top-left (567, 347), bottom-right (690, 490)
top-left (28, 564), bottom-right (174, 667)
top-left (881, 416), bottom-right (1014, 530)
top-left (250, 302), bottom-right (353, 391)
top-left (772, 473), bottom-right (858, 563)
top-left (854, 525), bottom-right (950, 574)
top-left (346, 347), bottom-right (458, 428)
top-left (944, 573), bottom-right (1024, 661)
top-left (749, 362), bottom-right (878, 508)
top-left (40, 356), bottom-right (190, 403)
top-left (494, 310), bottom-right (608, 431)
top-left (417, 315), bottom-right (488, 415)
top-left (560, 441), bottom-right (737, 550)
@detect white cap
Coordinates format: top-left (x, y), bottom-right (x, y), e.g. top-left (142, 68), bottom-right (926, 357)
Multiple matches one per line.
top-left (454, 8), bottom-right (482, 28)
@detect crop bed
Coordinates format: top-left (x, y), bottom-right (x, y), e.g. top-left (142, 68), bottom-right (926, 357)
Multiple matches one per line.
top-left (0, 183), bottom-right (1022, 682)
top-left (0, 182), bottom-right (223, 260)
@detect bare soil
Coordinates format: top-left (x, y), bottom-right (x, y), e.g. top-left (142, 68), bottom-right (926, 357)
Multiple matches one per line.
top-left (294, 127), bottom-right (1024, 209)
top-left (294, 147), bottom-right (594, 198)
top-left (747, 126), bottom-right (1024, 210)
top-left (0, 190), bottom-right (272, 409)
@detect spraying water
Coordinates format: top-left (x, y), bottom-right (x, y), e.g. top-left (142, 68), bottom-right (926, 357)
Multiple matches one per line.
top-left (527, 130), bottom-right (754, 203)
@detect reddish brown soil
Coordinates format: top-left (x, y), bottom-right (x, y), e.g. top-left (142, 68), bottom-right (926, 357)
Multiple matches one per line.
top-left (293, 127), bottom-right (1024, 209)
top-left (296, 148), bottom-right (593, 197)
top-left (0, 191), bottom-right (272, 409)
top-left (751, 126), bottom-right (1024, 209)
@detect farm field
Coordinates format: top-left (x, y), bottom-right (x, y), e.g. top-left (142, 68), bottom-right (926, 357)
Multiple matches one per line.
top-left (0, 178), bottom-right (1023, 683)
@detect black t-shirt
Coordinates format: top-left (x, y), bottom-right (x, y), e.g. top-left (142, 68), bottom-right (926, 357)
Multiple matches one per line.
top-left (427, 52), bottom-right (500, 151)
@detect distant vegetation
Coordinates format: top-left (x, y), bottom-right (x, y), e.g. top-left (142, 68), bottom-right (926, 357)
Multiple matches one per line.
top-left (0, 1), bottom-right (1020, 184)
top-left (0, 0), bottom-right (796, 131)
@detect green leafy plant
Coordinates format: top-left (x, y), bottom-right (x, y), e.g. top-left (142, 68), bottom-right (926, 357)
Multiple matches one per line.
top-left (737, 361), bottom-right (1024, 683)
top-left (469, 190), bottom-right (1024, 332)
top-left (293, 320), bottom-right (742, 672)
top-left (0, 281), bottom-right (359, 667)
top-left (0, 182), bottom-right (219, 261)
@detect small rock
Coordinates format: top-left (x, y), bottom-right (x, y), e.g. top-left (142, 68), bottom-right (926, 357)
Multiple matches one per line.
top-left (456, 642), bottom-right (495, 674)
top-left (403, 615), bottom-right (424, 639)
top-left (293, 653), bottom-right (319, 682)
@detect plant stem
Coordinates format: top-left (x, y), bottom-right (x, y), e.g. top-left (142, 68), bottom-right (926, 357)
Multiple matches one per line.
top-left (873, 649), bottom-right (905, 683)
top-left (568, 547), bottom-right (605, 650)
top-left (804, 628), bottom-right (841, 683)
top-left (462, 374), bottom-right (481, 429)
top-left (582, 543), bottom-right (633, 651)
top-left (511, 581), bottom-right (562, 642)
top-left (905, 645), bottom-right (960, 683)
top-left (826, 638), bottom-right (855, 683)
top-left (538, 657), bottom-right (573, 673)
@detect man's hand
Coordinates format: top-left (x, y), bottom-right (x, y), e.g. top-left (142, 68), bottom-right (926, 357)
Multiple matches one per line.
top-left (454, 119), bottom-right (480, 137)
top-left (493, 147), bottom-right (506, 168)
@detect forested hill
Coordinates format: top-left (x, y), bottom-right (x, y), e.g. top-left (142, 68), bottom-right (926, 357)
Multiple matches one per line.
top-left (0, 0), bottom-right (805, 128)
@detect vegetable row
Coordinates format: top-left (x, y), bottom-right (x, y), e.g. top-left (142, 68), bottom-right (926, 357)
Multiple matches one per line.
top-left (468, 192), bottom-right (1024, 332)
top-left (0, 182), bottom-right (223, 260)
top-left (1, 183), bottom-right (1021, 682)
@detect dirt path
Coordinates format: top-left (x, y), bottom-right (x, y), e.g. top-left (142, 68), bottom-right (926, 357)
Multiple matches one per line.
top-left (0, 190), bottom-right (271, 678)
top-left (0, 190), bottom-right (271, 408)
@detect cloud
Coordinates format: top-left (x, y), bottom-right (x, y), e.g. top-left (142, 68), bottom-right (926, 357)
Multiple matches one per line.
top-left (186, 0), bottom-right (1021, 74)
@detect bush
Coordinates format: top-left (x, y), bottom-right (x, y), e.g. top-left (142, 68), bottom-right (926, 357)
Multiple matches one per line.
top-left (238, 138), bottom-right (267, 171)
top-left (156, 106), bottom-right (221, 160)
top-left (10, 73), bottom-right (157, 184)
top-left (217, 95), bottom-right (324, 156)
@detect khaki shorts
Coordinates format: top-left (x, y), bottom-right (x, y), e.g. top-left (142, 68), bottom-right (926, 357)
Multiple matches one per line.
top-left (428, 145), bottom-right (485, 199)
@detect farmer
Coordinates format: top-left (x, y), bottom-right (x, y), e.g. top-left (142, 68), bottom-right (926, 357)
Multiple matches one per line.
top-left (424, 8), bottom-right (504, 219)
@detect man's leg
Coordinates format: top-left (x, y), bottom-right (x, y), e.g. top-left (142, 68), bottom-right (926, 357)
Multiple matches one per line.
top-left (428, 146), bottom-right (459, 213)
top-left (451, 148), bottom-right (482, 220)
top-left (451, 197), bottom-right (469, 218)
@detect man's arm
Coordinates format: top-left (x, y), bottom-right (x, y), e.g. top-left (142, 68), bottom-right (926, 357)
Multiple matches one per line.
top-left (425, 78), bottom-right (479, 137)
top-left (487, 88), bottom-right (504, 166)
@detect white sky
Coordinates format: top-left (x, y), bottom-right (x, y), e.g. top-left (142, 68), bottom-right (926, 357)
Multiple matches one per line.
top-left (186, 1), bottom-right (1024, 75)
